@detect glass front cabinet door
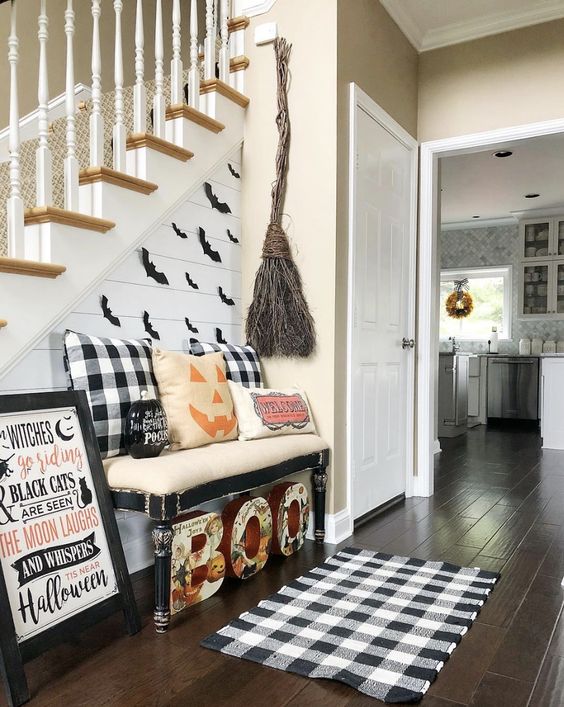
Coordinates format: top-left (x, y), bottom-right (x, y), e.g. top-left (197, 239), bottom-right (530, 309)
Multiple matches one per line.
top-left (521, 262), bottom-right (551, 317)
top-left (520, 216), bottom-right (564, 260)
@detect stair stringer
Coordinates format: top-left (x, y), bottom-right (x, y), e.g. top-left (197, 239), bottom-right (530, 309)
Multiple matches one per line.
top-left (0, 104), bottom-right (245, 380)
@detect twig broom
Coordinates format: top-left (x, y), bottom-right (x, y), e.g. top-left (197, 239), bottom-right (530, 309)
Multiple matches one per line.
top-left (245, 38), bottom-right (316, 358)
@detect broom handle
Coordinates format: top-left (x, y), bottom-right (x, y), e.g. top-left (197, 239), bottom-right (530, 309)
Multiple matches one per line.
top-left (270, 38), bottom-right (291, 226)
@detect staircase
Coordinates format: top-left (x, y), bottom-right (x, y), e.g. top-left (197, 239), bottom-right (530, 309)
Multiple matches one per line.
top-left (0, 0), bottom-right (250, 380)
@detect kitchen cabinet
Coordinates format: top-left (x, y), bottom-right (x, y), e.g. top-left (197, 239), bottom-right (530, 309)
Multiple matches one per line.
top-left (438, 353), bottom-right (469, 438)
top-left (519, 261), bottom-right (564, 319)
top-left (540, 357), bottom-right (564, 449)
top-left (520, 216), bottom-right (564, 261)
top-left (519, 215), bottom-right (564, 319)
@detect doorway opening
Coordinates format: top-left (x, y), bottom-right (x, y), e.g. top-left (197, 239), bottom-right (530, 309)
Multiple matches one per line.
top-left (418, 120), bottom-right (564, 493)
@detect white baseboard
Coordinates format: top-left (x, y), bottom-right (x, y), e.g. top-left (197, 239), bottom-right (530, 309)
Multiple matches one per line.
top-left (306, 508), bottom-right (353, 546)
top-left (433, 439), bottom-right (442, 455)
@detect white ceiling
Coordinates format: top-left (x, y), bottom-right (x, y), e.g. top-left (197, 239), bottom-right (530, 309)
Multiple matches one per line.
top-left (380, 0), bottom-right (564, 51)
top-left (440, 133), bottom-right (564, 226)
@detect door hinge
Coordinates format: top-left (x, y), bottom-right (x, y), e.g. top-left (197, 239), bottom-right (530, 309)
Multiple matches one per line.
top-left (356, 152), bottom-right (360, 170)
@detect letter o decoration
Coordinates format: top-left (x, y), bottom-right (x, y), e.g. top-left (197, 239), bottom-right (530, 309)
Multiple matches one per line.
top-left (268, 482), bottom-right (310, 556)
top-left (219, 496), bottom-right (273, 579)
top-left (170, 511), bottom-right (225, 615)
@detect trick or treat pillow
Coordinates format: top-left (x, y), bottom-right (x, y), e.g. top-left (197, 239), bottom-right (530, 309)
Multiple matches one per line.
top-left (228, 381), bottom-right (316, 441)
top-left (152, 350), bottom-right (238, 450)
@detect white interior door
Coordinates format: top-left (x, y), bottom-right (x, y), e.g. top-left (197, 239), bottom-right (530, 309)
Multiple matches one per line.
top-left (350, 90), bottom-right (417, 521)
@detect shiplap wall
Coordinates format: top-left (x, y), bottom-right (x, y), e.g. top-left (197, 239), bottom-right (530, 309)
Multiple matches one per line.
top-left (0, 151), bottom-right (243, 572)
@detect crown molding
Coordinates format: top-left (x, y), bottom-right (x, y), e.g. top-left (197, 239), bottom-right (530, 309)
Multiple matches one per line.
top-left (510, 205), bottom-right (564, 219)
top-left (380, 0), bottom-right (564, 53)
top-left (379, 0), bottom-right (423, 51)
top-left (233, 0), bottom-right (277, 18)
top-left (441, 216), bottom-right (517, 231)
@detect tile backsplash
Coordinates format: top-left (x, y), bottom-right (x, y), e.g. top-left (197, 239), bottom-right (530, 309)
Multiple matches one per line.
top-left (440, 224), bottom-right (564, 354)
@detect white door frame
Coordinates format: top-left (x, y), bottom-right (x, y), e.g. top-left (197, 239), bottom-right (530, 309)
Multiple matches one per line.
top-left (346, 83), bottom-right (419, 525)
top-left (417, 117), bottom-right (564, 495)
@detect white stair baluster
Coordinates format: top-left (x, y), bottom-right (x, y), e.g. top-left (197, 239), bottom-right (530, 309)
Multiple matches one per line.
top-left (153, 0), bottom-right (165, 138)
top-left (171, 0), bottom-right (183, 106)
top-left (218, 0), bottom-right (229, 83)
top-left (7, 0), bottom-right (24, 257)
top-left (36, 0), bottom-right (52, 207)
top-left (113, 0), bottom-right (126, 171)
top-left (64, 0), bottom-right (79, 212)
top-left (90, 0), bottom-right (103, 167)
top-left (204, 0), bottom-right (216, 81)
top-left (188, 0), bottom-right (200, 108)
top-left (134, 0), bottom-right (146, 134)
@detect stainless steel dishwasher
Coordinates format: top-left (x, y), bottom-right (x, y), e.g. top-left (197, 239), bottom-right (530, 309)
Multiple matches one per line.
top-left (487, 357), bottom-right (539, 420)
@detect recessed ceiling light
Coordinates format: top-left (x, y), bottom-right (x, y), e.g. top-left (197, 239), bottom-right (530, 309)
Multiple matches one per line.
top-left (472, 215), bottom-right (480, 219)
top-left (525, 193), bottom-right (540, 199)
top-left (493, 150), bottom-right (513, 158)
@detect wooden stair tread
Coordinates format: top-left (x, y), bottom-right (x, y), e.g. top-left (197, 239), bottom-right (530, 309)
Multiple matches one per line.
top-left (0, 257), bottom-right (66, 279)
top-left (126, 133), bottom-right (194, 161)
top-left (228, 16), bottom-right (250, 33)
top-left (0, 320), bottom-right (7, 329)
top-left (230, 55), bottom-right (250, 74)
top-left (24, 206), bottom-right (115, 233)
top-left (200, 79), bottom-right (250, 108)
top-left (79, 167), bottom-right (158, 195)
top-left (165, 104), bottom-right (225, 133)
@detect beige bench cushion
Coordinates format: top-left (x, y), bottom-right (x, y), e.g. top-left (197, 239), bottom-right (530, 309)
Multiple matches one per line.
top-left (103, 433), bottom-right (327, 496)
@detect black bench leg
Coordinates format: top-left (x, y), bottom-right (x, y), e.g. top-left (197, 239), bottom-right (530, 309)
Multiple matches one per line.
top-left (312, 465), bottom-right (328, 544)
top-left (152, 522), bottom-right (173, 633)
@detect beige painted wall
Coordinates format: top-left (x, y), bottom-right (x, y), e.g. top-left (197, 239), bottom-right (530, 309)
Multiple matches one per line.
top-left (419, 19), bottom-right (564, 142)
top-left (333, 0), bottom-right (418, 513)
top-left (241, 0), bottom-right (339, 511)
top-left (241, 0), bottom-right (418, 518)
top-left (0, 0), bottom-right (179, 128)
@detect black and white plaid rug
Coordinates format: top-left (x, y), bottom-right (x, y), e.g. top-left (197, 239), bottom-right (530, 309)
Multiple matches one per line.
top-left (201, 547), bottom-right (500, 703)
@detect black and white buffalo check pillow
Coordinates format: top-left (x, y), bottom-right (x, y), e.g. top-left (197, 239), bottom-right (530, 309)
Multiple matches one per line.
top-left (63, 331), bottom-right (158, 458)
top-left (190, 342), bottom-right (262, 387)
top-left (202, 547), bottom-right (500, 703)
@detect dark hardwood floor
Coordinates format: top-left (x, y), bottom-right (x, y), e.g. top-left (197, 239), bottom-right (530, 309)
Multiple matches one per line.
top-left (4, 424), bottom-right (564, 706)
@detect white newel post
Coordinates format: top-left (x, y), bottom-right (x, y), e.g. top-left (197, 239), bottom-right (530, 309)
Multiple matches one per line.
top-left (7, 0), bottom-right (24, 257)
top-left (64, 0), bottom-right (79, 211)
top-left (113, 0), bottom-right (126, 171)
top-left (188, 0), bottom-right (200, 108)
top-left (153, 0), bottom-right (165, 138)
top-left (204, 0), bottom-right (216, 81)
top-left (134, 0), bottom-right (146, 134)
top-left (218, 0), bottom-right (229, 83)
top-left (90, 0), bottom-right (103, 167)
top-left (171, 0), bottom-right (183, 106)
top-left (36, 0), bottom-right (52, 207)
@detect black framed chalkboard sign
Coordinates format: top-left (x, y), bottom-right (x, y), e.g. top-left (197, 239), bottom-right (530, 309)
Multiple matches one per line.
top-left (0, 391), bottom-right (141, 706)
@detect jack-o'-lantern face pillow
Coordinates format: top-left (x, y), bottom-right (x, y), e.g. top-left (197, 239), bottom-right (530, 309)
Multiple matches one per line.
top-left (152, 349), bottom-right (238, 450)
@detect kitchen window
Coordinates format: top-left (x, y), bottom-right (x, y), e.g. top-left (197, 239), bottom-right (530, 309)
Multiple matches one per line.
top-left (440, 266), bottom-right (512, 340)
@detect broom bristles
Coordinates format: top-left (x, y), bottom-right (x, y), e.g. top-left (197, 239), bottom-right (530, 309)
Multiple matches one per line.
top-left (246, 254), bottom-right (316, 358)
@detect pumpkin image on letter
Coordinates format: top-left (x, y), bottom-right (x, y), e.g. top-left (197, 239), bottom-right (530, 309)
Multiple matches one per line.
top-left (189, 362), bottom-right (237, 440)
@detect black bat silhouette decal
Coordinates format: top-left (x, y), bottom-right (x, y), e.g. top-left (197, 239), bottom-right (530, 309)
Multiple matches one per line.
top-left (185, 272), bottom-right (199, 290)
top-left (204, 182), bottom-right (232, 214)
top-left (218, 286), bottom-right (235, 306)
top-left (143, 311), bottom-right (160, 340)
top-left (228, 163), bottom-right (241, 179)
top-left (189, 337), bottom-right (199, 346)
top-left (185, 318), bottom-right (199, 334)
top-left (0, 454), bottom-right (14, 482)
top-left (101, 295), bottom-right (121, 327)
top-left (198, 227), bottom-right (222, 263)
top-left (141, 247), bottom-right (169, 285)
top-left (172, 222), bottom-right (188, 239)
top-left (215, 327), bottom-right (228, 345)
top-left (227, 228), bottom-right (239, 244)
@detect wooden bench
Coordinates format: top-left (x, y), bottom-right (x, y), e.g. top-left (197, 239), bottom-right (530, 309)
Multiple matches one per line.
top-left (103, 434), bottom-right (329, 632)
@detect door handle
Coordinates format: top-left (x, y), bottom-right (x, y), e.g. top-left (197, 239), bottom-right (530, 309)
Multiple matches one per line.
top-left (402, 338), bottom-right (415, 350)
